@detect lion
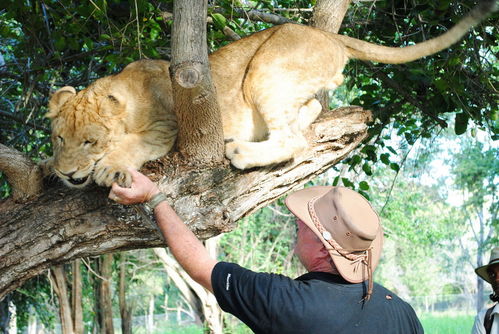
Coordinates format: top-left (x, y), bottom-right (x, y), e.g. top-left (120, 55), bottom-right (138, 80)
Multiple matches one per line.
top-left (46, 60), bottom-right (177, 188)
top-left (46, 1), bottom-right (494, 188)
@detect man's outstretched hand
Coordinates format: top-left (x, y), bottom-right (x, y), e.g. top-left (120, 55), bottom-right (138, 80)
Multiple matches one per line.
top-left (108, 168), bottom-right (160, 205)
top-left (108, 168), bottom-right (217, 292)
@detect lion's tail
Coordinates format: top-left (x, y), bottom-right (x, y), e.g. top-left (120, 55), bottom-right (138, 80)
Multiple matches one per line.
top-left (337, 0), bottom-right (496, 64)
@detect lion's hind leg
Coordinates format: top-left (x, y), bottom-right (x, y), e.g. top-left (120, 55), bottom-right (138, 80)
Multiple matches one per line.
top-left (225, 130), bottom-right (307, 170)
top-left (226, 97), bottom-right (311, 169)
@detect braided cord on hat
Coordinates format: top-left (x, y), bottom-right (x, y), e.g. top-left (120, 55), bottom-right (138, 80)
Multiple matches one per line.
top-left (308, 197), bottom-right (374, 300)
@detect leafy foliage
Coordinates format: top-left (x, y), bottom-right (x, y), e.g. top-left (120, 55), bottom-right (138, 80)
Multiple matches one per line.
top-left (1, 0), bottom-right (498, 330)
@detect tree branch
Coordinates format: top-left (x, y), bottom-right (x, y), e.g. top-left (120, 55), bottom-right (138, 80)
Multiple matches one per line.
top-left (0, 144), bottom-right (43, 202)
top-left (361, 62), bottom-right (448, 128)
top-left (0, 106), bottom-right (372, 300)
top-left (0, 110), bottom-right (50, 133)
top-left (212, 7), bottom-right (293, 25)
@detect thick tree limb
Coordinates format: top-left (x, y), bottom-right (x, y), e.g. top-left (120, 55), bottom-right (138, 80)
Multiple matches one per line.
top-left (0, 144), bottom-right (43, 202)
top-left (0, 106), bottom-right (371, 300)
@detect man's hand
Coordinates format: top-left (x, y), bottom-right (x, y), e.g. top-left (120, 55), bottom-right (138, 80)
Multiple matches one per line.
top-left (109, 167), bottom-right (217, 292)
top-left (108, 168), bottom-right (160, 205)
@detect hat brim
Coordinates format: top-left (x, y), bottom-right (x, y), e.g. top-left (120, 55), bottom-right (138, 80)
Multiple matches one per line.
top-left (475, 259), bottom-right (499, 283)
top-left (285, 186), bottom-right (383, 283)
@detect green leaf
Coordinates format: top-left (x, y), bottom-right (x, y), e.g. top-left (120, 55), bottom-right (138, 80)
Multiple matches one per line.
top-left (380, 153), bottom-right (390, 165)
top-left (341, 178), bottom-right (354, 187)
top-left (454, 112), bottom-right (469, 135)
top-left (332, 176), bottom-right (340, 186)
top-left (150, 28), bottom-right (159, 41)
top-left (433, 78), bottom-right (448, 91)
top-left (211, 13), bottom-right (227, 30)
top-left (390, 163), bottom-right (400, 172)
top-left (54, 37), bottom-right (66, 51)
top-left (362, 162), bottom-right (373, 176)
top-left (387, 146), bottom-right (397, 155)
top-left (359, 181), bottom-right (370, 191)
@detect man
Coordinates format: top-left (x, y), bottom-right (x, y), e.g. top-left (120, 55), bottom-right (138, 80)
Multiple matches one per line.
top-left (472, 247), bottom-right (499, 334)
top-left (109, 168), bottom-right (423, 333)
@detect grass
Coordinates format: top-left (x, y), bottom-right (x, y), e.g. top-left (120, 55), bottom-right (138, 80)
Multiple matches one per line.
top-left (130, 312), bottom-right (476, 333)
top-left (419, 312), bottom-right (475, 334)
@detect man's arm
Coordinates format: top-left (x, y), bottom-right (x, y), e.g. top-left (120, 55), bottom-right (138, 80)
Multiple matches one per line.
top-left (109, 168), bottom-right (218, 292)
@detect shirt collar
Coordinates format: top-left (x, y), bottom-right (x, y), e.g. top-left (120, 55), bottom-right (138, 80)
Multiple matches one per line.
top-left (295, 271), bottom-right (351, 284)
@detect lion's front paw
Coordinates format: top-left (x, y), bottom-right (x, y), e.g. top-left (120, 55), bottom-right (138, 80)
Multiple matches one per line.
top-left (93, 164), bottom-right (132, 188)
top-left (39, 158), bottom-right (54, 177)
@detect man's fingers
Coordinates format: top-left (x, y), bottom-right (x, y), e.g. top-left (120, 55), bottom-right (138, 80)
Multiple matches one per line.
top-left (108, 191), bottom-right (121, 203)
top-left (109, 183), bottom-right (127, 202)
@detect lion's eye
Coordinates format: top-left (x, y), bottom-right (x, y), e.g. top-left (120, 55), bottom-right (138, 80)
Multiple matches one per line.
top-left (57, 136), bottom-right (64, 143)
top-left (84, 140), bottom-right (96, 146)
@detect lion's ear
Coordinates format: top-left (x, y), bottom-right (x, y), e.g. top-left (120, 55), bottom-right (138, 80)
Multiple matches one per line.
top-left (46, 86), bottom-right (76, 118)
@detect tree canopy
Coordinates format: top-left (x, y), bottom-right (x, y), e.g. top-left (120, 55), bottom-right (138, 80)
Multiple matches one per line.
top-left (0, 0), bottom-right (497, 304)
top-left (1, 0), bottom-right (498, 193)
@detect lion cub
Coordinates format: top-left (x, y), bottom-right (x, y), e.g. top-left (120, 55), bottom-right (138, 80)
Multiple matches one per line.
top-left (46, 61), bottom-right (177, 188)
top-left (46, 1), bottom-right (495, 187)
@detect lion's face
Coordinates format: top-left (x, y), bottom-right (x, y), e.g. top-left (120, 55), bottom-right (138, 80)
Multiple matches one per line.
top-left (50, 120), bottom-right (112, 188)
top-left (47, 86), bottom-right (124, 188)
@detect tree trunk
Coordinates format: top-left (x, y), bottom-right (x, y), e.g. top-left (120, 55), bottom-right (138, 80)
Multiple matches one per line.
top-left (154, 247), bottom-right (223, 334)
top-left (311, 0), bottom-right (352, 112)
top-left (0, 106), bottom-right (371, 301)
top-left (170, 0), bottom-right (224, 165)
top-left (0, 294), bottom-right (11, 333)
top-left (72, 259), bottom-right (83, 334)
top-left (100, 254), bottom-right (114, 334)
top-left (311, 0), bottom-right (352, 33)
top-left (119, 254), bottom-right (132, 334)
top-left (92, 258), bottom-right (102, 334)
top-left (50, 266), bottom-right (74, 334)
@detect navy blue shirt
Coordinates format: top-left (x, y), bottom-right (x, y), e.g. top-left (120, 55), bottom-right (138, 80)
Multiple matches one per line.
top-left (212, 262), bottom-right (423, 334)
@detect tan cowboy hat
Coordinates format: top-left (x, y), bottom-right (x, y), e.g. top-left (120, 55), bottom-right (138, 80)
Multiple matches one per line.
top-left (475, 247), bottom-right (499, 284)
top-left (285, 186), bottom-right (383, 287)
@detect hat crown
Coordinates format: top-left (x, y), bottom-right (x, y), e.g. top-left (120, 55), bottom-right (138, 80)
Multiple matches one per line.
top-left (489, 247), bottom-right (499, 264)
top-left (284, 185), bottom-right (383, 285)
top-left (313, 187), bottom-right (379, 250)
top-left (474, 246), bottom-right (499, 284)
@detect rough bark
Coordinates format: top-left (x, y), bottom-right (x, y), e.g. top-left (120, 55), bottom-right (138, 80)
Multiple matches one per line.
top-left (311, 0), bottom-right (352, 34)
top-left (119, 253), bottom-right (132, 334)
top-left (154, 246), bottom-right (223, 334)
top-left (170, 0), bottom-right (224, 165)
top-left (72, 259), bottom-right (83, 334)
top-left (0, 144), bottom-right (43, 203)
top-left (49, 266), bottom-right (74, 334)
top-left (100, 254), bottom-right (114, 334)
top-left (0, 106), bottom-right (371, 301)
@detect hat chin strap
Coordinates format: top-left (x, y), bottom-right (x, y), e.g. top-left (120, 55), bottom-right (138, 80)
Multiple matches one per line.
top-left (308, 198), bottom-right (374, 301)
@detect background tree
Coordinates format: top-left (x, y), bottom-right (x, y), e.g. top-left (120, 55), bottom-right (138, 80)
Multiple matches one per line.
top-left (0, 0), bottom-right (497, 330)
top-left (449, 137), bottom-right (498, 312)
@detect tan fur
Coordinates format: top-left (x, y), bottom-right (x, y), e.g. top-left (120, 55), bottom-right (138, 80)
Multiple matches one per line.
top-left (47, 2), bottom-right (494, 186)
top-left (46, 60), bottom-right (177, 187)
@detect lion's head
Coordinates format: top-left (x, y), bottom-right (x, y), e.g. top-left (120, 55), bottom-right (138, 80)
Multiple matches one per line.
top-left (46, 84), bottom-right (126, 188)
